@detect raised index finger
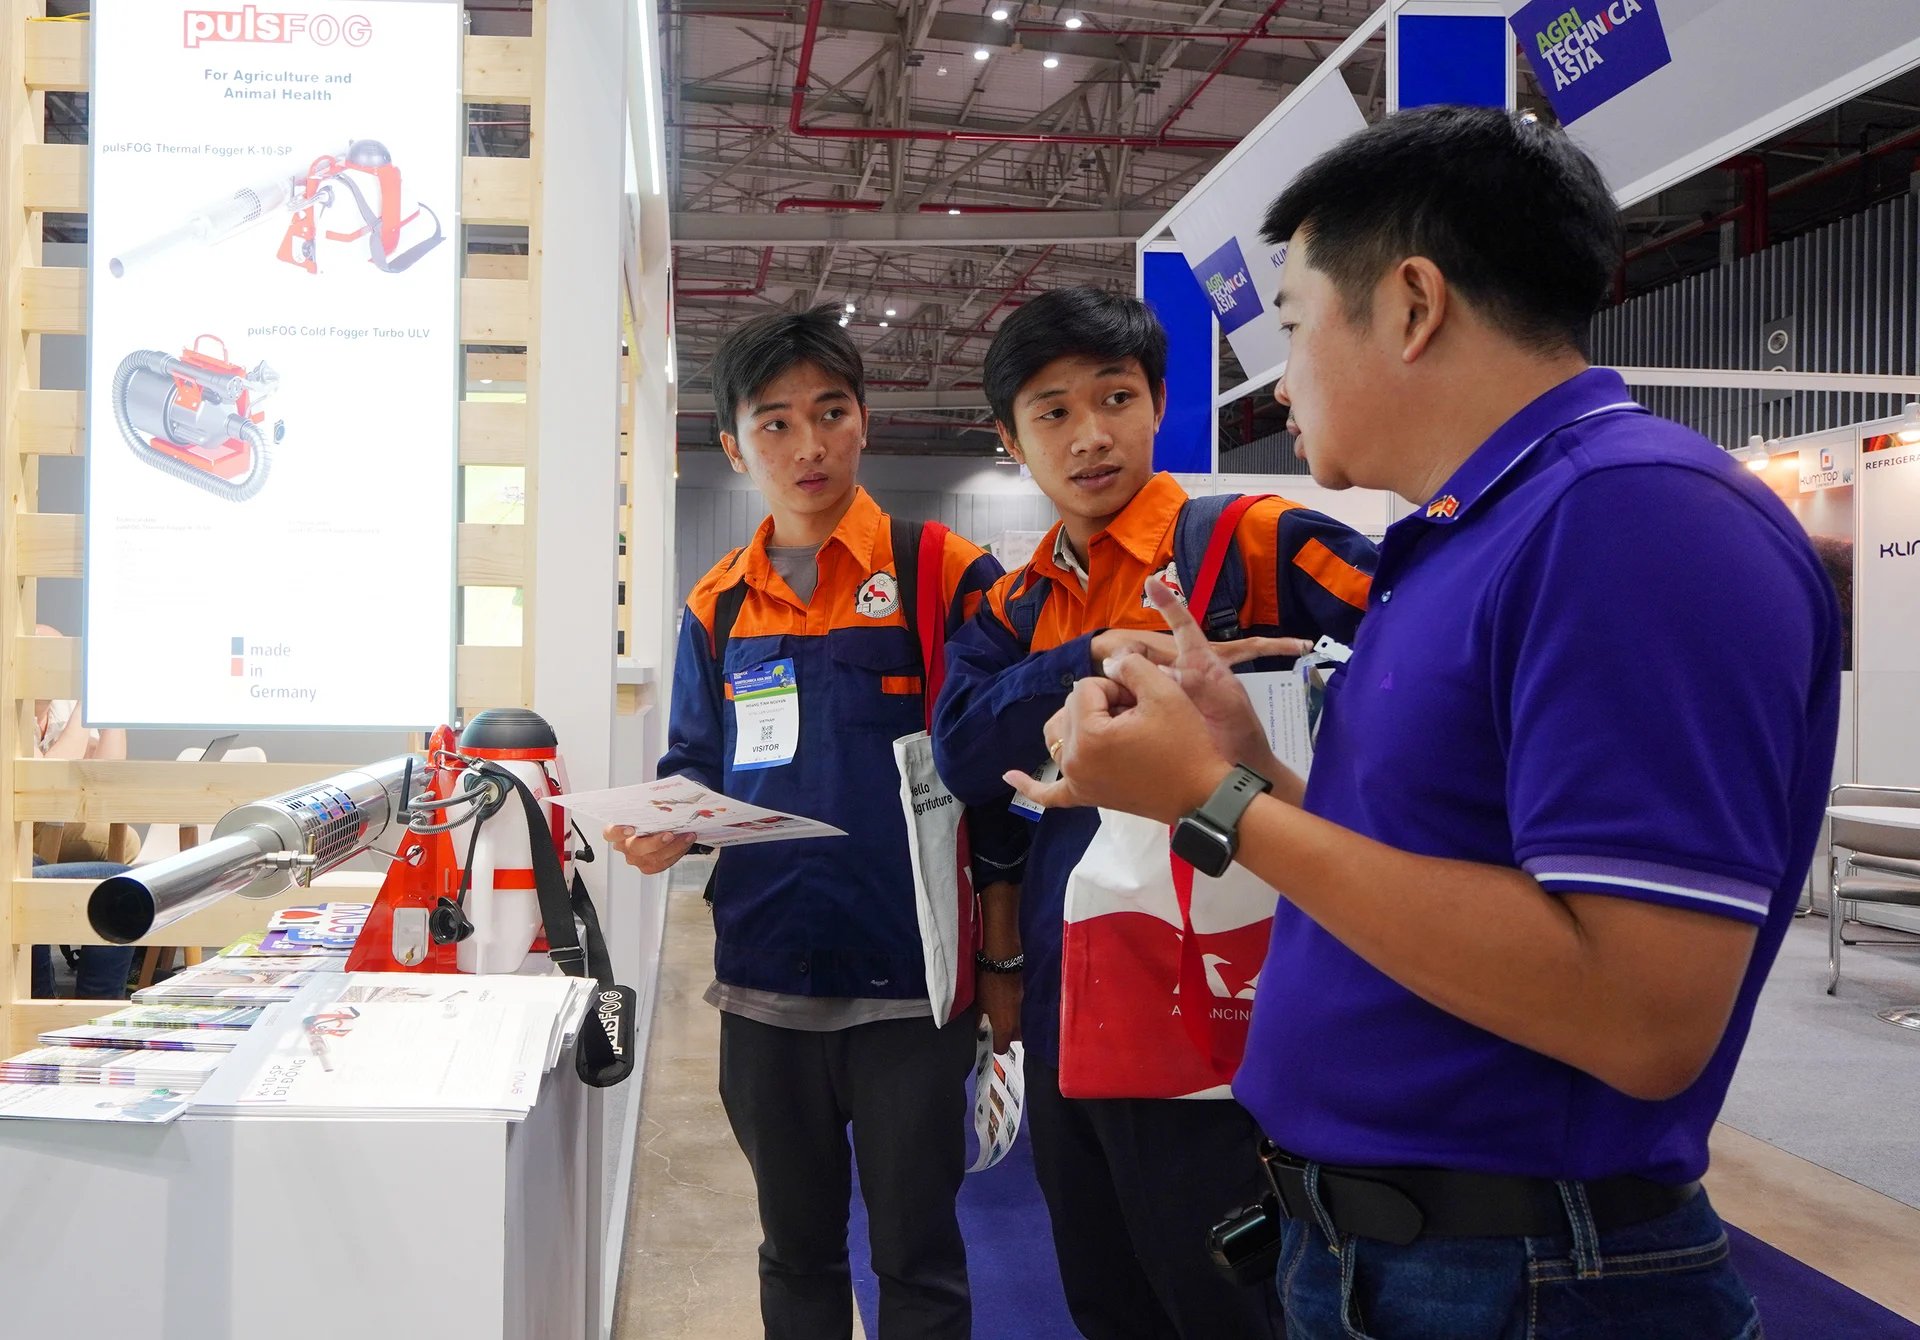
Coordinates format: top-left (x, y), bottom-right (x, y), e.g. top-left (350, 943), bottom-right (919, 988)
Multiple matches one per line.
top-left (1144, 575), bottom-right (1215, 661)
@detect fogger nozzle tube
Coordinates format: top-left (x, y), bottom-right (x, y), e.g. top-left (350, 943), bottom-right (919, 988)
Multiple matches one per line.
top-left (85, 755), bottom-right (416, 944)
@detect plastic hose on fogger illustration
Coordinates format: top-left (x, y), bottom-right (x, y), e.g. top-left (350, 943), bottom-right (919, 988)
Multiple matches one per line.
top-left (112, 336), bottom-right (284, 502)
top-left (109, 139), bottom-right (443, 278)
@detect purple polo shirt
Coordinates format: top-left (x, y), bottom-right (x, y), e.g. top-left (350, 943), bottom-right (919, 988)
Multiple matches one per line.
top-left (1233, 369), bottom-right (1841, 1185)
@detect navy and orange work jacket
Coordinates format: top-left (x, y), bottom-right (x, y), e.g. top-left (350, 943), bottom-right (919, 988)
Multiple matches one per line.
top-left (662, 488), bottom-right (1016, 999)
top-left (930, 472), bottom-right (1377, 1062)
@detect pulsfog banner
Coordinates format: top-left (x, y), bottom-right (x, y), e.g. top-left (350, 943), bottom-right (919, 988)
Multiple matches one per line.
top-left (86, 0), bottom-right (461, 729)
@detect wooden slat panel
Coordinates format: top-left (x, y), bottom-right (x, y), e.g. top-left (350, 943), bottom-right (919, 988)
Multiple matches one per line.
top-left (457, 522), bottom-right (528, 586)
top-left (15, 511), bottom-right (79, 578)
top-left (15, 634), bottom-right (77, 701)
top-left (12, 872), bottom-right (383, 948)
top-left (27, 24), bottom-right (533, 103)
top-left (15, 636), bottom-right (520, 707)
top-left (25, 267), bottom-right (525, 344)
top-left (19, 265), bottom-right (82, 335)
top-left (461, 277), bottom-right (531, 344)
top-left (460, 400), bottom-right (529, 466)
top-left (465, 35), bottom-right (535, 103)
top-left (13, 759), bottom-right (357, 824)
top-left (19, 514), bottom-right (524, 586)
top-left (467, 253), bottom-right (530, 281)
top-left (21, 18), bottom-right (85, 92)
top-left (26, 144), bottom-right (531, 224)
top-left (21, 140), bottom-right (81, 211)
top-left (16, 388), bottom-right (81, 456)
top-left (457, 644), bottom-right (525, 709)
top-left (464, 156), bottom-right (531, 226)
top-left (467, 351), bottom-right (527, 383)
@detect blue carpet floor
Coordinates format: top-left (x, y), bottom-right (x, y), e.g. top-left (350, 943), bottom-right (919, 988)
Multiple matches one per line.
top-left (849, 1145), bottom-right (1918, 1339)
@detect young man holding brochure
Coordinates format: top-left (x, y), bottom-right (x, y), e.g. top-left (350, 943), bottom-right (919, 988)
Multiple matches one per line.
top-left (606, 306), bottom-right (1020, 1340)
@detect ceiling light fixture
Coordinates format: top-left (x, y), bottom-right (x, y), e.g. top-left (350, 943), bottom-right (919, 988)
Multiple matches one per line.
top-left (479, 378), bottom-right (493, 385)
top-left (973, 46), bottom-right (990, 60)
top-left (948, 207), bottom-right (962, 215)
top-left (1043, 55), bottom-right (1060, 68)
top-left (885, 307), bottom-right (897, 317)
top-left (1734, 434), bottom-right (1772, 472)
top-left (838, 316), bottom-right (849, 327)
top-left (844, 302), bottom-right (855, 312)
top-left (991, 6), bottom-right (1009, 19)
top-left (1064, 14), bottom-right (1083, 28)
top-left (937, 65), bottom-right (948, 75)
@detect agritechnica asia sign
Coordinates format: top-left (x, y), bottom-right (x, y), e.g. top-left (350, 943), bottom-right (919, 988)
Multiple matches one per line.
top-left (1512, 0), bottom-right (1672, 123)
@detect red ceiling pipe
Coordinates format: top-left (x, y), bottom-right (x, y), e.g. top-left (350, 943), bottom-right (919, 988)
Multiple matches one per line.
top-left (1015, 22), bottom-right (1374, 41)
top-left (677, 245), bottom-right (774, 298)
top-left (1623, 128), bottom-right (1920, 268)
top-left (1155, 0), bottom-right (1293, 139)
top-left (789, 0), bottom-right (1236, 150)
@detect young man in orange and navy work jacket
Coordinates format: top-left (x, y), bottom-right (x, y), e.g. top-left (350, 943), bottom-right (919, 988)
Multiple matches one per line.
top-left (606, 306), bottom-right (1018, 1340)
top-left (932, 287), bottom-right (1376, 1340)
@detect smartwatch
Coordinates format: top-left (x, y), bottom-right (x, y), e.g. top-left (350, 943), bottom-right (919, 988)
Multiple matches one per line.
top-left (1171, 765), bottom-right (1272, 878)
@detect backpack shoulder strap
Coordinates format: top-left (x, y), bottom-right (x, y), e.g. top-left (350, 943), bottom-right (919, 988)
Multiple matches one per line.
top-left (889, 515), bottom-right (924, 653)
top-left (707, 548), bottom-right (751, 667)
top-left (1175, 494), bottom-right (1270, 640)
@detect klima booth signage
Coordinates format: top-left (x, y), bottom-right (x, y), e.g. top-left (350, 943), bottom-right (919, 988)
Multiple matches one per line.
top-left (1512, 0), bottom-right (1673, 123)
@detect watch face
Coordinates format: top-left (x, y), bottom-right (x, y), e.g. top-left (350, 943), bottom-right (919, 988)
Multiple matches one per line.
top-left (1173, 817), bottom-right (1232, 879)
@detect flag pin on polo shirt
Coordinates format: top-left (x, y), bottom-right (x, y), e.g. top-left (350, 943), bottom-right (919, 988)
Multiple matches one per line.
top-left (1426, 495), bottom-right (1460, 520)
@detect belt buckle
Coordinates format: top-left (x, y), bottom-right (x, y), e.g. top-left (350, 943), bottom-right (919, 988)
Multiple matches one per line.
top-left (1257, 1142), bottom-right (1312, 1223)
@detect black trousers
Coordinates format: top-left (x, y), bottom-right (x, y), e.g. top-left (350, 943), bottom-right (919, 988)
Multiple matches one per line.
top-left (1025, 1056), bottom-right (1284, 1340)
top-left (718, 1009), bottom-right (977, 1340)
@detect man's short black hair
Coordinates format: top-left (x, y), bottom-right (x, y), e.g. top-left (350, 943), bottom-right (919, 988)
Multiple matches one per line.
top-left (984, 287), bottom-right (1168, 429)
top-left (711, 304), bottom-right (866, 433)
top-left (1262, 106), bottom-right (1620, 356)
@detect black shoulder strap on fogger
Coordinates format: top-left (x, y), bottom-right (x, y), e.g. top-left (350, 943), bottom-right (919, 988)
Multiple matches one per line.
top-left (484, 762), bottom-right (636, 1088)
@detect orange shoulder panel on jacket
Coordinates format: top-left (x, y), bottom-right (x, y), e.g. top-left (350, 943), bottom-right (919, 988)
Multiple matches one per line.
top-left (684, 546), bottom-right (748, 639)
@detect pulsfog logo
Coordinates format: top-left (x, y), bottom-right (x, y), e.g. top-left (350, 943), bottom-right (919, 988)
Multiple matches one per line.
top-left (183, 8), bottom-right (374, 48)
top-left (1513, 0), bottom-right (1672, 123)
top-left (1194, 237), bottom-right (1263, 335)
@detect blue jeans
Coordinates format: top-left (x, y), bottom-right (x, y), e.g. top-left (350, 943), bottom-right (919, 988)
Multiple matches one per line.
top-left (1276, 1177), bottom-right (1761, 1340)
top-left (29, 859), bottom-right (137, 1001)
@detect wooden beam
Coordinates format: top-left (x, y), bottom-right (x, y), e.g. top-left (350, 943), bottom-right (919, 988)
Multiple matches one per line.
top-left (461, 276), bottom-right (533, 344)
top-left (13, 389), bottom-right (525, 465)
top-left (13, 759), bottom-right (360, 823)
top-left (457, 522), bottom-right (529, 586)
top-left (26, 144), bottom-right (534, 227)
top-left (467, 253), bottom-right (530, 281)
top-left (467, 351), bottom-right (527, 383)
top-left (16, 513), bottom-right (527, 586)
top-left (18, 262), bottom-right (80, 335)
top-left (16, 636), bottom-right (524, 707)
top-left (20, 266), bottom-right (529, 344)
top-left (20, 13), bottom-right (81, 92)
top-left (25, 22), bottom-right (535, 103)
top-left (12, 871), bottom-right (383, 947)
top-left (15, 385), bottom-right (77, 455)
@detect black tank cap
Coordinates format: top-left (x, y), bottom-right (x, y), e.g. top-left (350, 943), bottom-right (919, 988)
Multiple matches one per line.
top-left (461, 707), bottom-right (558, 750)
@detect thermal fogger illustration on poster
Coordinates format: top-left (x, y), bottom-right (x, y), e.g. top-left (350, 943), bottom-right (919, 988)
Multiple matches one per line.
top-left (109, 139), bottom-right (443, 279)
top-left (111, 335), bottom-right (283, 502)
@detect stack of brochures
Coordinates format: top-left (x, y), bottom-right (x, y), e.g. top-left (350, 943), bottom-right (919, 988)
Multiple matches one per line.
top-left (220, 902), bottom-right (371, 958)
top-left (190, 972), bottom-right (598, 1122)
top-left (128, 953), bottom-right (342, 1007)
top-left (0, 1046), bottom-right (226, 1089)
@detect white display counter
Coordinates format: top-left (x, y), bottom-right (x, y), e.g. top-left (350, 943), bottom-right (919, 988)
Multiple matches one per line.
top-left (0, 1072), bottom-right (592, 1340)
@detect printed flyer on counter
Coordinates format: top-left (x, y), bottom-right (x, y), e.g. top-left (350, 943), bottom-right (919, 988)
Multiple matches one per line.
top-left (84, 0), bottom-right (463, 730)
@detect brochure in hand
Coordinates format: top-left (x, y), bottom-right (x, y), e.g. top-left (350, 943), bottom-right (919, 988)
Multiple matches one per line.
top-left (554, 774), bottom-right (845, 849)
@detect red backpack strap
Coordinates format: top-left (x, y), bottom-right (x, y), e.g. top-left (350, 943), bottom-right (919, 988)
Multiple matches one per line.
top-left (915, 521), bottom-right (951, 730)
top-left (1170, 493), bottom-right (1269, 1084)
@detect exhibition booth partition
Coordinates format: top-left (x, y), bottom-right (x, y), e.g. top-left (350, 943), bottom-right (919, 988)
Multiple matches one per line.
top-left (1, 2), bottom-right (677, 1336)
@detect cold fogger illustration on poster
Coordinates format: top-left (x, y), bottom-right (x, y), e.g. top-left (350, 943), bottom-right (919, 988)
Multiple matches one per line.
top-left (85, 1), bottom-right (462, 730)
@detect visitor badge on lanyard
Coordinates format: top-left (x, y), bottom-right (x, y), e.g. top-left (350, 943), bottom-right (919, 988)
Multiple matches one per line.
top-left (730, 658), bottom-right (799, 770)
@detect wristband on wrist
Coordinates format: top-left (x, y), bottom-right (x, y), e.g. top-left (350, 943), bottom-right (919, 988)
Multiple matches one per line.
top-left (974, 949), bottom-right (1025, 974)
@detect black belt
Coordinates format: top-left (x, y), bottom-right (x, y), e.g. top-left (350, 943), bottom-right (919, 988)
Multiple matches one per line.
top-left (1259, 1143), bottom-right (1699, 1247)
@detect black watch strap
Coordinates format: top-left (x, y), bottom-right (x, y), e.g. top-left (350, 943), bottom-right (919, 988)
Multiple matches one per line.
top-left (1197, 765), bottom-right (1271, 836)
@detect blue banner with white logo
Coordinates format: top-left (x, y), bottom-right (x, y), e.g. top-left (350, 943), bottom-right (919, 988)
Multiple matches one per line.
top-left (1511, 0), bottom-right (1672, 124)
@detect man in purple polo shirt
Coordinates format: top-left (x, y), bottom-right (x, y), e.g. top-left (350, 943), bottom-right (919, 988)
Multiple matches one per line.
top-left (1010, 107), bottom-right (1841, 1338)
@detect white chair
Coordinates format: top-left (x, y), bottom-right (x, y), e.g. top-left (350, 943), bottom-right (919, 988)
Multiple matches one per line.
top-left (1826, 784), bottom-right (1920, 1026)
